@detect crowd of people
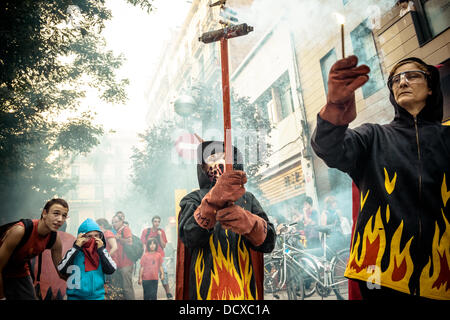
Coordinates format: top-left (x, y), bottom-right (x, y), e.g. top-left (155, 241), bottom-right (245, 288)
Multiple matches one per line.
top-left (271, 195), bottom-right (352, 256)
top-left (0, 200), bottom-right (173, 300)
top-left (1, 53), bottom-right (448, 301)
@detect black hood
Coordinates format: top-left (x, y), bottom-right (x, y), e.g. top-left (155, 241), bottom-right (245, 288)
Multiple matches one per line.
top-left (389, 57), bottom-right (443, 124)
top-left (196, 141), bottom-right (244, 189)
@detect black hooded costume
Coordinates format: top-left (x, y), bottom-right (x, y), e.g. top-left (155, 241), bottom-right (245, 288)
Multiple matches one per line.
top-left (175, 141), bottom-right (276, 300)
top-left (311, 57), bottom-right (450, 299)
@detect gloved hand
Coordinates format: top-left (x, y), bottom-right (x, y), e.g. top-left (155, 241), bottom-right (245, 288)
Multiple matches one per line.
top-left (194, 170), bottom-right (247, 229)
top-left (319, 55), bottom-right (370, 126)
top-left (216, 204), bottom-right (268, 247)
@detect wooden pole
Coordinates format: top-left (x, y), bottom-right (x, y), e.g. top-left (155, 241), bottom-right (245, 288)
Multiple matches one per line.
top-left (220, 37), bottom-right (233, 172)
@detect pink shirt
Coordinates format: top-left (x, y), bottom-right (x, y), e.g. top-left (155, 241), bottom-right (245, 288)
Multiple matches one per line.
top-left (113, 226), bottom-right (133, 268)
top-left (140, 251), bottom-right (163, 281)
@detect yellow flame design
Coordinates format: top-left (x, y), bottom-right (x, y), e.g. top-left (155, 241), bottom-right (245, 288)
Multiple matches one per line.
top-left (346, 207), bottom-right (415, 294)
top-left (346, 207), bottom-right (386, 276)
top-left (442, 174), bottom-right (450, 207)
top-left (380, 221), bottom-right (414, 289)
top-left (384, 167), bottom-right (397, 195)
top-left (419, 211), bottom-right (450, 300)
top-left (237, 236), bottom-right (255, 299)
top-left (203, 233), bottom-right (254, 300)
top-left (194, 249), bottom-right (205, 299)
top-left (361, 189), bottom-right (370, 210)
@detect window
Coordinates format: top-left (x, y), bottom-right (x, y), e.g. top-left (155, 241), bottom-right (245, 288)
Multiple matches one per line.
top-left (254, 71), bottom-right (294, 124)
top-left (420, 0), bottom-right (450, 37)
top-left (350, 19), bottom-right (384, 98)
top-left (320, 49), bottom-right (337, 96)
top-left (410, 0), bottom-right (450, 45)
top-left (277, 73), bottom-right (295, 120)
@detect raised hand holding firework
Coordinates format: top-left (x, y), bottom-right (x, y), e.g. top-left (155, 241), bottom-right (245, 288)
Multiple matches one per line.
top-left (319, 55), bottom-right (370, 126)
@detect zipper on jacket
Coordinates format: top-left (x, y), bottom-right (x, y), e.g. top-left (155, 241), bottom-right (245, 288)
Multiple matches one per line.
top-left (413, 116), bottom-right (423, 296)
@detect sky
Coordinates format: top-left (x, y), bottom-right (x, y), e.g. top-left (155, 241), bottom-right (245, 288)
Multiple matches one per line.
top-left (90, 0), bottom-right (192, 134)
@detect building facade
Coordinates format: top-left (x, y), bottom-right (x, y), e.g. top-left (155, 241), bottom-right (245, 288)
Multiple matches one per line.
top-left (63, 132), bottom-right (136, 235)
top-left (144, 0), bottom-right (449, 224)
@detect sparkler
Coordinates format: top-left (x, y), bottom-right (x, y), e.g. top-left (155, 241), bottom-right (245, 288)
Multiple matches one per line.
top-left (335, 13), bottom-right (346, 59)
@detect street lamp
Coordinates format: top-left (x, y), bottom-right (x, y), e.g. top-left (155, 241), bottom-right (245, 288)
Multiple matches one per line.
top-left (174, 94), bottom-right (197, 118)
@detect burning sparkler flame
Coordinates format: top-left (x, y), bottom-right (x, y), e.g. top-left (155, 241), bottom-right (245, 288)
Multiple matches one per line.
top-left (334, 12), bottom-right (346, 25)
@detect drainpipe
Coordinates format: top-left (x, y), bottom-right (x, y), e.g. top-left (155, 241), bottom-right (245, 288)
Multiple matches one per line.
top-left (288, 30), bottom-right (319, 207)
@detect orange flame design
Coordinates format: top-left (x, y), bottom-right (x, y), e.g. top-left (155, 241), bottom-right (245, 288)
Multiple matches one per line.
top-left (345, 207), bottom-right (414, 293)
top-left (381, 220), bottom-right (414, 287)
top-left (419, 211), bottom-right (450, 300)
top-left (347, 207), bottom-right (386, 275)
top-left (195, 233), bottom-right (254, 300)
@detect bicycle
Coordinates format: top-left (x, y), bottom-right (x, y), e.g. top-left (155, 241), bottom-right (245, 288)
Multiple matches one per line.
top-left (264, 223), bottom-right (350, 300)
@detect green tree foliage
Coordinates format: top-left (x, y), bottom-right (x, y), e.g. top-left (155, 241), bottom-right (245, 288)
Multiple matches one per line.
top-left (0, 0), bottom-right (153, 221)
top-left (128, 120), bottom-right (192, 222)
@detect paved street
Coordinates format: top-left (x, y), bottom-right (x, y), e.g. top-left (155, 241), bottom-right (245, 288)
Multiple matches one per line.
top-left (131, 271), bottom-right (347, 301)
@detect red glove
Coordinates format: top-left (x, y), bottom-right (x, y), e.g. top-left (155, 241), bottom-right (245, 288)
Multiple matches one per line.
top-left (194, 170), bottom-right (247, 229)
top-left (216, 205), bottom-right (268, 247)
top-left (319, 55), bottom-right (370, 126)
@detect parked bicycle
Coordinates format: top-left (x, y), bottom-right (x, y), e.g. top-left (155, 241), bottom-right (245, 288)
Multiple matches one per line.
top-left (264, 222), bottom-right (349, 300)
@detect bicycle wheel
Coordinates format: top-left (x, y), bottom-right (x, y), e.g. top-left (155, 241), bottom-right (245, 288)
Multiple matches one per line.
top-left (331, 248), bottom-right (350, 300)
top-left (264, 258), bottom-right (283, 298)
top-left (286, 263), bottom-right (304, 300)
top-left (298, 256), bottom-right (318, 298)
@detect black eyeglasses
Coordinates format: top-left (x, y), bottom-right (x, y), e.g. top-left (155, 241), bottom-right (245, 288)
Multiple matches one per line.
top-left (387, 70), bottom-right (429, 90)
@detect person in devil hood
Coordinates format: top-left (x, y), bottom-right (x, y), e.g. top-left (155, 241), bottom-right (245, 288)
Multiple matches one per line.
top-left (311, 56), bottom-right (449, 300)
top-left (176, 141), bottom-right (276, 300)
top-left (58, 218), bottom-right (116, 300)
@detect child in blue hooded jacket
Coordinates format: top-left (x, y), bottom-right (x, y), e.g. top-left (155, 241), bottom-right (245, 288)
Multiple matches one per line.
top-left (58, 218), bottom-right (117, 300)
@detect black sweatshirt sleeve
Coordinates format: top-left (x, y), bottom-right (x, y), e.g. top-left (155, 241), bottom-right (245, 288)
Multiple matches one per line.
top-left (98, 247), bottom-right (117, 275)
top-left (178, 192), bottom-right (215, 249)
top-left (311, 113), bottom-right (373, 178)
top-left (57, 244), bottom-right (80, 275)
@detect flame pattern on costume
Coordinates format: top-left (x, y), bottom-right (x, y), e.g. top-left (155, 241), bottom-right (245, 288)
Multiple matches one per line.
top-left (194, 232), bottom-right (254, 300)
top-left (346, 207), bottom-right (414, 292)
top-left (419, 212), bottom-right (450, 298)
top-left (419, 175), bottom-right (450, 299)
top-left (345, 170), bottom-right (450, 299)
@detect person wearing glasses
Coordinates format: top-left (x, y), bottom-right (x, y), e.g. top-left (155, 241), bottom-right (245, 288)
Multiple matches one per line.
top-left (311, 56), bottom-right (449, 300)
top-left (0, 198), bottom-right (68, 300)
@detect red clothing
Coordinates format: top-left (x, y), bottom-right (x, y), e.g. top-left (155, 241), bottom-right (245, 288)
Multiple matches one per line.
top-left (2, 219), bottom-right (52, 278)
top-left (113, 226), bottom-right (133, 268)
top-left (33, 231), bottom-right (76, 299)
top-left (140, 228), bottom-right (167, 257)
top-left (140, 251), bottom-right (163, 281)
top-left (103, 230), bottom-right (115, 253)
top-left (348, 182), bottom-right (362, 300)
